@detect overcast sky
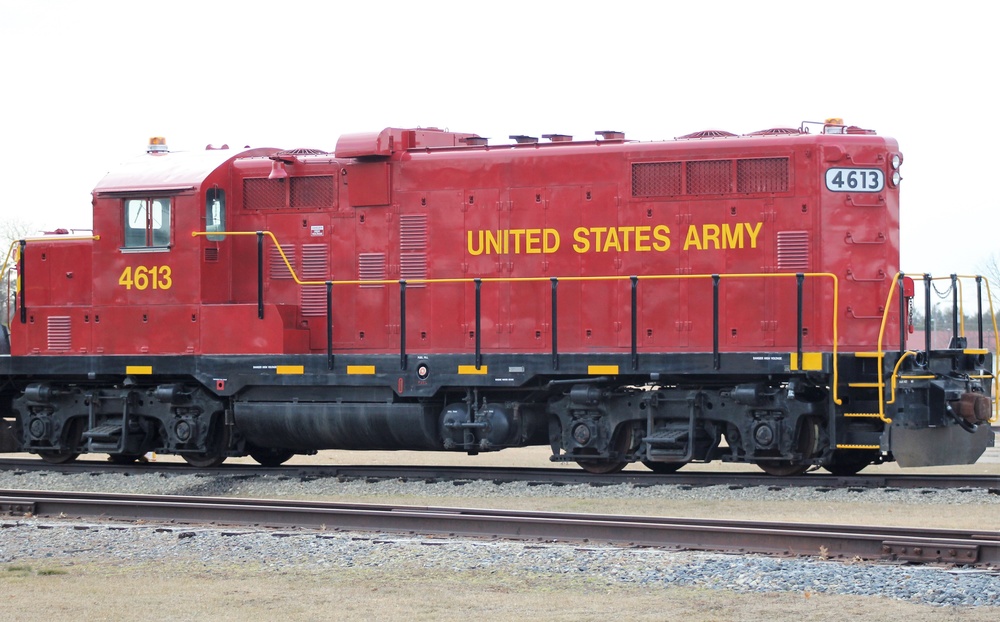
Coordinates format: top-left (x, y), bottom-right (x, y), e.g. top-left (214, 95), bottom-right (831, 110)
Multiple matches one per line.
top-left (1, 1), bottom-right (996, 278)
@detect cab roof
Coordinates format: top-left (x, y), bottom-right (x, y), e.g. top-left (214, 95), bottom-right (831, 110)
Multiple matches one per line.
top-left (94, 147), bottom-right (276, 195)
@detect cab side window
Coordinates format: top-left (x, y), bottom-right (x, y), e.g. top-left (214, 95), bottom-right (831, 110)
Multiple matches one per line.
top-left (205, 189), bottom-right (226, 241)
top-left (124, 198), bottom-right (171, 248)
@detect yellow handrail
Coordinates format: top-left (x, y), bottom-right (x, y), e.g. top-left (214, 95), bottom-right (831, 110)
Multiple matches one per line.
top-left (980, 279), bottom-right (1000, 423)
top-left (885, 350), bottom-right (916, 406)
top-left (877, 273), bottom-right (1000, 424)
top-left (194, 230), bottom-right (842, 404)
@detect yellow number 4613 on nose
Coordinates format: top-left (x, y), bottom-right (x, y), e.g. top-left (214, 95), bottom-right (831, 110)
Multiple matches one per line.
top-left (118, 265), bottom-right (172, 290)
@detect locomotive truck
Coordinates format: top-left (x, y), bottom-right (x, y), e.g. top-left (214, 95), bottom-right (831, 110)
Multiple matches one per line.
top-left (0, 119), bottom-right (995, 474)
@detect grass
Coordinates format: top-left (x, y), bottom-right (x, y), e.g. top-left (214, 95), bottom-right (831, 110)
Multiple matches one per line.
top-left (2, 564), bottom-right (67, 577)
top-left (0, 560), bottom-right (994, 622)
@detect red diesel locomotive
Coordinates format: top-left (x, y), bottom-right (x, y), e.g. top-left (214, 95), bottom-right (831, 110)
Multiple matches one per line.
top-left (0, 120), bottom-right (995, 474)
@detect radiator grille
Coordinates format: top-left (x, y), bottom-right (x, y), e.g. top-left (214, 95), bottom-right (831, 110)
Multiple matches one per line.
top-left (737, 157), bottom-right (789, 193)
top-left (291, 176), bottom-right (336, 208)
top-left (269, 244), bottom-right (296, 280)
top-left (358, 253), bottom-right (386, 288)
top-left (300, 244), bottom-right (329, 316)
top-left (777, 231), bottom-right (810, 270)
top-left (244, 178), bottom-right (286, 209)
top-left (631, 162), bottom-right (682, 197)
top-left (47, 316), bottom-right (71, 351)
top-left (632, 157), bottom-right (790, 197)
top-left (686, 160), bottom-right (731, 194)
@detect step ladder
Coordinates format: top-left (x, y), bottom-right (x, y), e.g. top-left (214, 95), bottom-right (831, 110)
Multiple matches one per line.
top-left (81, 392), bottom-right (133, 453)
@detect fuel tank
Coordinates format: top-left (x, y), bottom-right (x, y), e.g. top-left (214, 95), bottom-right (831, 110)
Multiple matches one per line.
top-left (233, 402), bottom-right (440, 451)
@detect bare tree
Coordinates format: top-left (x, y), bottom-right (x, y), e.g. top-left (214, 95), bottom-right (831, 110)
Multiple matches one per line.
top-left (979, 253), bottom-right (1000, 307)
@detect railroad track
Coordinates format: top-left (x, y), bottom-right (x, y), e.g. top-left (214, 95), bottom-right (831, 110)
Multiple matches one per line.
top-left (2, 489), bottom-right (998, 566)
top-left (1, 458), bottom-right (998, 490)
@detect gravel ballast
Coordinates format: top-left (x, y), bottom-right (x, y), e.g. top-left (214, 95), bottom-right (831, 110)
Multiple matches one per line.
top-left (2, 469), bottom-right (999, 505)
top-left (1, 469), bottom-right (998, 609)
top-left (2, 520), bottom-right (999, 609)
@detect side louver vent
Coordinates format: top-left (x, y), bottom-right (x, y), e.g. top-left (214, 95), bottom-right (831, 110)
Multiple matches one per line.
top-left (270, 245), bottom-right (296, 280)
top-left (47, 316), bottom-right (72, 351)
top-left (400, 254), bottom-right (428, 287)
top-left (399, 214), bottom-right (428, 287)
top-left (359, 253), bottom-right (387, 288)
top-left (777, 231), bottom-right (810, 270)
top-left (300, 244), bottom-right (329, 317)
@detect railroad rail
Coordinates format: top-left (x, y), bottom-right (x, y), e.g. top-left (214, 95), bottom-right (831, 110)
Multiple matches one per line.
top-left (2, 489), bottom-right (998, 566)
top-left (1, 459), bottom-right (997, 490)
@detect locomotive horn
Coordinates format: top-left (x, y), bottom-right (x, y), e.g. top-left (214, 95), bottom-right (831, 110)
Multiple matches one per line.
top-left (268, 159), bottom-right (288, 180)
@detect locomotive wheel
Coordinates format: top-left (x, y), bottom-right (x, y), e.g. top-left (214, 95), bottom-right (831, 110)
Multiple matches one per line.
top-left (757, 460), bottom-right (810, 477)
top-left (756, 418), bottom-right (819, 477)
top-left (183, 451), bottom-right (227, 468)
top-left (576, 459), bottom-right (629, 474)
top-left (182, 417), bottom-right (229, 468)
top-left (575, 424), bottom-right (632, 474)
top-left (249, 447), bottom-right (296, 467)
top-left (38, 419), bottom-right (84, 464)
top-left (38, 449), bottom-right (80, 464)
top-left (641, 460), bottom-right (687, 474)
top-left (822, 450), bottom-right (877, 476)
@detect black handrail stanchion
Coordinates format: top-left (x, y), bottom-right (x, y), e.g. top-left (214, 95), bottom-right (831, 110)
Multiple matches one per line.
top-left (712, 274), bottom-right (720, 370)
top-left (796, 273), bottom-right (804, 366)
top-left (551, 277), bottom-right (559, 370)
top-left (923, 274), bottom-right (931, 359)
top-left (630, 275), bottom-right (638, 370)
top-left (898, 272), bottom-right (906, 354)
top-left (326, 281), bottom-right (334, 370)
top-left (976, 276), bottom-right (984, 349)
top-left (951, 273), bottom-right (959, 342)
top-left (474, 278), bottom-right (482, 369)
top-left (256, 232), bottom-right (264, 320)
top-left (18, 240), bottom-right (26, 324)
top-left (399, 280), bottom-right (407, 371)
